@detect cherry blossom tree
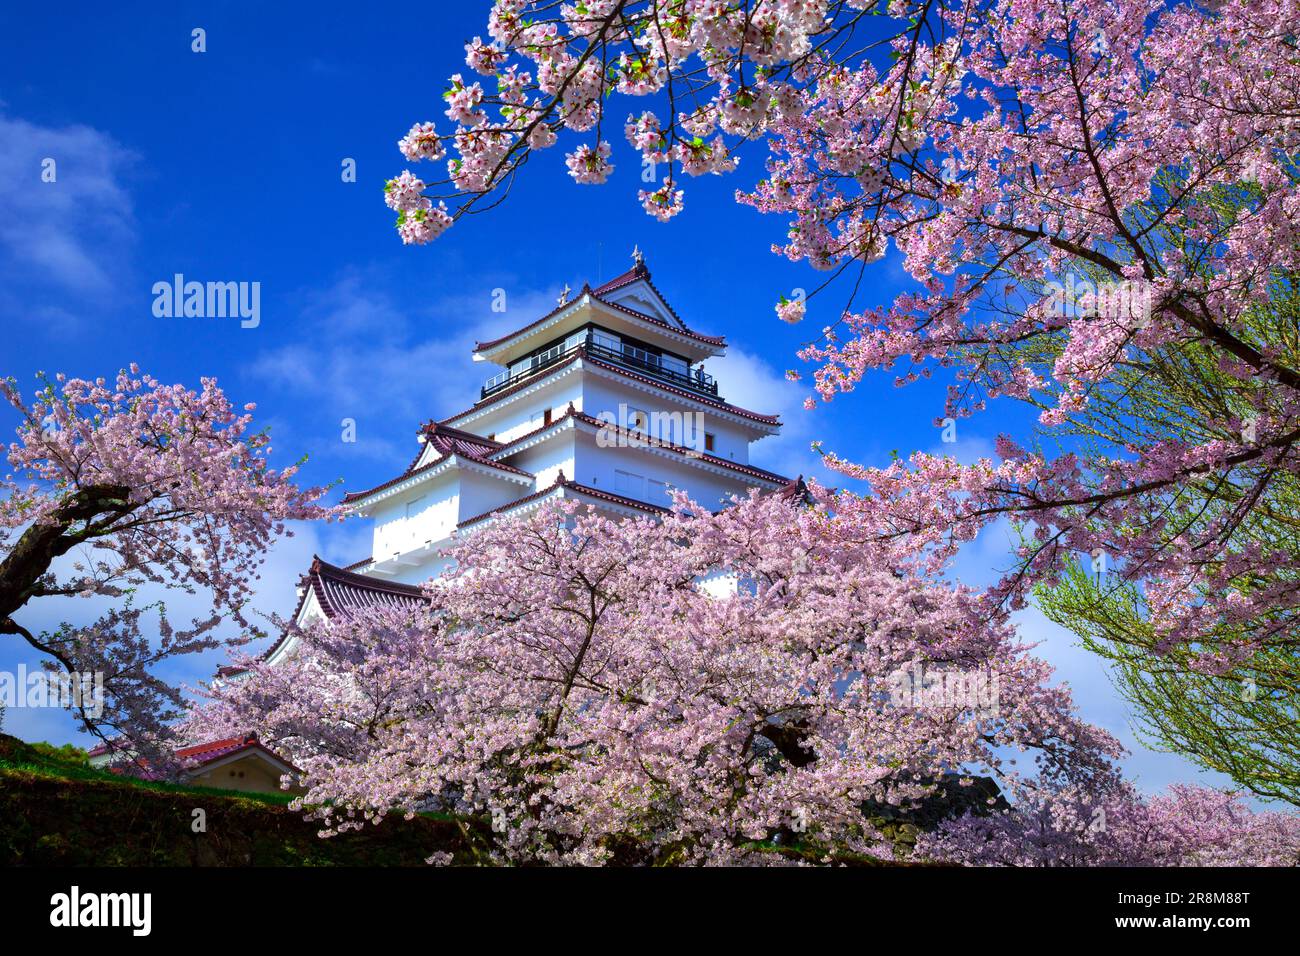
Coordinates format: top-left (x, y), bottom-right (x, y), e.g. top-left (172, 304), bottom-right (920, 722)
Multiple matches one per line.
top-left (918, 782), bottom-right (1300, 866)
top-left (197, 491), bottom-right (1141, 864)
top-left (386, 0), bottom-right (1300, 801)
top-left (198, 491), bottom-right (1299, 864)
top-left (0, 368), bottom-right (330, 764)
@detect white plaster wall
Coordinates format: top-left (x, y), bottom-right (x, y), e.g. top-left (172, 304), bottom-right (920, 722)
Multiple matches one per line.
top-left (456, 368), bottom-right (583, 444)
top-left (457, 470), bottom-right (525, 524)
top-left (370, 475), bottom-right (458, 560)
top-left (507, 431), bottom-right (577, 490)
top-left (580, 374), bottom-right (759, 464)
top-left (574, 431), bottom-right (753, 509)
top-left (384, 552), bottom-right (455, 586)
top-left (370, 498), bottom-right (406, 560)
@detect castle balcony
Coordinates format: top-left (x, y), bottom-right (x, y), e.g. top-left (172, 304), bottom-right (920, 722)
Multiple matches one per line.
top-left (480, 328), bottom-right (718, 400)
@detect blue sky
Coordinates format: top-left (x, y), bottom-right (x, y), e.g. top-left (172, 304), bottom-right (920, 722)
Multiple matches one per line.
top-left (0, 2), bottom-right (1241, 797)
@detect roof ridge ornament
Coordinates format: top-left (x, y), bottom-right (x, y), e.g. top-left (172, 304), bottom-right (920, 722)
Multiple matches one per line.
top-left (557, 283), bottom-right (571, 306)
top-left (631, 244), bottom-right (644, 268)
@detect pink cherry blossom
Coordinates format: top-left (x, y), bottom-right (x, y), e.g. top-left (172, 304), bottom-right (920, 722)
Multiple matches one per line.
top-left (0, 368), bottom-right (330, 767)
top-left (564, 141), bottom-right (614, 184)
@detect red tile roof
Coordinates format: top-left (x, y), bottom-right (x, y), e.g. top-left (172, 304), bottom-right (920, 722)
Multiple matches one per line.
top-left (591, 261), bottom-right (691, 330)
top-left (456, 473), bottom-right (668, 531)
top-left (90, 734), bottom-right (303, 775)
top-left (419, 421), bottom-right (503, 459)
top-left (175, 735), bottom-right (258, 761)
top-left (472, 262), bottom-right (724, 352)
top-left (591, 294), bottom-right (724, 344)
top-left (590, 263), bottom-right (646, 296)
top-left (240, 558), bottom-right (429, 673)
top-left (777, 474), bottom-right (813, 503)
top-left (581, 353), bottom-right (780, 425)
top-left (180, 736), bottom-right (303, 775)
top-left (293, 556), bottom-right (428, 622)
top-left (341, 425), bottom-right (532, 505)
top-left (564, 410), bottom-right (790, 484)
top-left (488, 403), bottom-right (788, 485)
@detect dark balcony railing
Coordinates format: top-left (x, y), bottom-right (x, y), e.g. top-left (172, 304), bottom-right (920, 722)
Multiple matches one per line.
top-left (481, 331), bottom-right (717, 399)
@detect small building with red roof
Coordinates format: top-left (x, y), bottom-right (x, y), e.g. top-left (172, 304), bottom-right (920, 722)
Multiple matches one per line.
top-left (87, 734), bottom-right (305, 797)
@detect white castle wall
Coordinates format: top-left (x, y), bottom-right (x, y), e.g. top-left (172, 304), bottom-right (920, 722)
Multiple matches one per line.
top-left (507, 431), bottom-right (577, 490)
top-left (575, 430), bottom-right (745, 510)
top-left (580, 374), bottom-right (757, 464)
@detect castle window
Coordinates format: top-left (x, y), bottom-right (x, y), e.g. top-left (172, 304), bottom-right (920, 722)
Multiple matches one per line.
top-left (704, 432), bottom-right (716, 452)
top-left (615, 470), bottom-right (645, 498)
top-left (543, 407), bottom-right (553, 426)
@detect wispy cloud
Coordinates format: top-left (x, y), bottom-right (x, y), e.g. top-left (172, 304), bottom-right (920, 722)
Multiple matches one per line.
top-left (703, 347), bottom-right (834, 485)
top-left (0, 112), bottom-right (136, 306)
top-left (245, 269), bottom-right (562, 469)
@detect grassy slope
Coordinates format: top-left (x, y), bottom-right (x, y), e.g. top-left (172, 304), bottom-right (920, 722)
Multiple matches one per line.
top-left (1, 734), bottom-right (964, 866)
top-left (0, 734), bottom-right (471, 866)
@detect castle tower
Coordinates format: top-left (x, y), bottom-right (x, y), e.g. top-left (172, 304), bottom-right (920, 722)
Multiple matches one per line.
top-left (264, 254), bottom-right (792, 664)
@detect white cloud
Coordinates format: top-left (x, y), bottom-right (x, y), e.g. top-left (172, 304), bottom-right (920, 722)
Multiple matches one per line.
top-left (245, 271), bottom-right (561, 467)
top-left (1011, 606), bottom-right (1238, 797)
top-left (702, 347), bottom-right (830, 484)
top-left (0, 113), bottom-right (136, 300)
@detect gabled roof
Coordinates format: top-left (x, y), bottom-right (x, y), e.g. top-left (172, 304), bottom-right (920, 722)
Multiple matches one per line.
top-left (418, 421), bottom-right (503, 460)
top-left (456, 471), bottom-right (668, 531)
top-left (472, 259), bottom-right (726, 354)
top-left (88, 734), bottom-right (303, 777)
top-left (291, 556), bottom-right (428, 623)
top-left (591, 262), bottom-right (652, 297)
top-left (777, 474), bottom-right (814, 505)
top-left (485, 404), bottom-right (790, 487)
top-left (247, 559), bottom-right (424, 671)
top-left (176, 734), bottom-right (303, 775)
top-left (174, 736), bottom-right (256, 762)
top-left (581, 353), bottom-right (780, 427)
top-left (454, 468), bottom-right (803, 534)
top-left (341, 424), bottom-right (532, 506)
top-left (593, 295), bottom-right (724, 345)
top-left (591, 260), bottom-right (693, 331)
top-left (216, 558), bottom-right (429, 679)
